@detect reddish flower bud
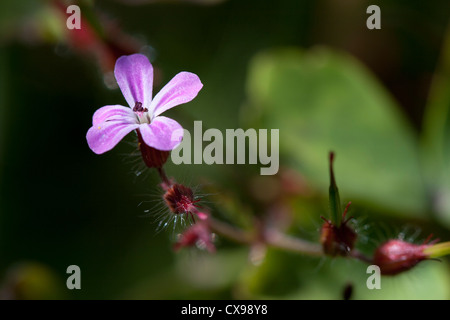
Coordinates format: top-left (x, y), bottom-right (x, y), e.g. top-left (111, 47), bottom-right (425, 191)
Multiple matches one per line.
top-left (164, 184), bottom-right (200, 215)
top-left (136, 129), bottom-right (169, 168)
top-left (173, 222), bottom-right (215, 253)
top-left (373, 239), bottom-right (432, 275)
top-left (320, 202), bottom-right (357, 257)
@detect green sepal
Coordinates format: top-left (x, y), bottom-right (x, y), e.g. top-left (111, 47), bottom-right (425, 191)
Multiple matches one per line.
top-left (328, 152), bottom-right (342, 225)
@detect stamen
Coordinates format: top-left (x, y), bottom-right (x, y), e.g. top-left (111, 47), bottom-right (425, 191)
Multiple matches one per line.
top-left (133, 102), bottom-right (150, 123)
top-left (133, 101), bottom-right (143, 112)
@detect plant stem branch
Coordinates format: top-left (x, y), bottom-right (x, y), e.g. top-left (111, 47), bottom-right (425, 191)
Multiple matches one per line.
top-left (349, 249), bottom-right (373, 264)
top-left (208, 216), bottom-right (373, 262)
top-left (157, 167), bottom-right (170, 186)
top-left (264, 229), bottom-right (324, 256)
top-left (208, 217), bottom-right (323, 256)
top-left (207, 217), bottom-right (254, 244)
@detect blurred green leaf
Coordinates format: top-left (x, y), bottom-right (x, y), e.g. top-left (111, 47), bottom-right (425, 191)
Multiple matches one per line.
top-left (238, 248), bottom-right (450, 300)
top-left (122, 248), bottom-right (248, 299)
top-left (0, 0), bottom-right (41, 42)
top-left (0, 262), bottom-right (67, 300)
top-left (244, 47), bottom-right (426, 218)
top-left (354, 259), bottom-right (450, 300)
top-left (239, 248), bottom-right (312, 297)
top-left (422, 25), bottom-right (450, 228)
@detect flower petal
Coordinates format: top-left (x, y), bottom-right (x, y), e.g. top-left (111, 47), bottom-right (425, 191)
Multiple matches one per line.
top-left (87, 121), bottom-right (139, 154)
top-left (150, 72), bottom-right (203, 117)
top-left (92, 105), bottom-right (137, 125)
top-left (139, 116), bottom-right (184, 151)
top-left (114, 54), bottom-right (153, 109)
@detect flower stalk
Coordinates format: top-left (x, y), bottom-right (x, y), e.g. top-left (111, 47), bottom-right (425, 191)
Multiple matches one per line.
top-left (424, 241), bottom-right (450, 258)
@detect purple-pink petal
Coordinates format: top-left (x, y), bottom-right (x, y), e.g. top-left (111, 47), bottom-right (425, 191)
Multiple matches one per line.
top-left (150, 72), bottom-right (203, 118)
top-left (114, 54), bottom-right (153, 109)
top-left (92, 105), bottom-right (137, 125)
top-left (87, 121), bottom-right (139, 154)
top-left (139, 116), bottom-right (184, 151)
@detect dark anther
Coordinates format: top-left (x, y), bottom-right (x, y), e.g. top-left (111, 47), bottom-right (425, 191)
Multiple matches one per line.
top-left (133, 101), bottom-right (143, 112)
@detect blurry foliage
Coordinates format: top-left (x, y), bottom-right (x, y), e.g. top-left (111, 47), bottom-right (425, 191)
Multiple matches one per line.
top-left (422, 26), bottom-right (450, 228)
top-left (239, 248), bottom-right (450, 300)
top-left (0, 262), bottom-right (67, 300)
top-left (244, 47), bottom-right (426, 218)
top-left (0, 0), bottom-right (450, 300)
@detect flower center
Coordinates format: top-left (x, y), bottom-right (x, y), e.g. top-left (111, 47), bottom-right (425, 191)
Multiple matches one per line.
top-left (133, 101), bottom-right (151, 124)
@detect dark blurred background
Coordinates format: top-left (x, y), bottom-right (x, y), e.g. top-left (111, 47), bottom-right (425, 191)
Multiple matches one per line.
top-left (0, 0), bottom-right (450, 299)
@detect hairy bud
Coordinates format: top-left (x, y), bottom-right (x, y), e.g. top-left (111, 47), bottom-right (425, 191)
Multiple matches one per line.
top-left (373, 239), bottom-right (433, 275)
top-left (320, 202), bottom-right (357, 257)
top-left (164, 184), bottom-right (200, 215)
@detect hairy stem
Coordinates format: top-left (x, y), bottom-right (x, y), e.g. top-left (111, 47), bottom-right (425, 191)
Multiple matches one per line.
top-left (157, 167), bottom-right (171, 186)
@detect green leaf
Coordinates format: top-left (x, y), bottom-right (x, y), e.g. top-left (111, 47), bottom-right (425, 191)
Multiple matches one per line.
top-left (421, 25), bottom-right (450, 228)
top-left (239, 248), bottom-right (450, 300)
top-left (122, 249), bottom-right (248, 299)
top-left (244, 47), bottom-right (426, 218)
top-left (357, 260), bottom-right (450, 300)
top-left (0, 262), bottom-right (67, 300)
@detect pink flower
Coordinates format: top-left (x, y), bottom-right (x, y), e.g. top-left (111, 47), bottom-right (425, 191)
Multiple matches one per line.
top-left (87, 54), bottom-right (203, 153)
